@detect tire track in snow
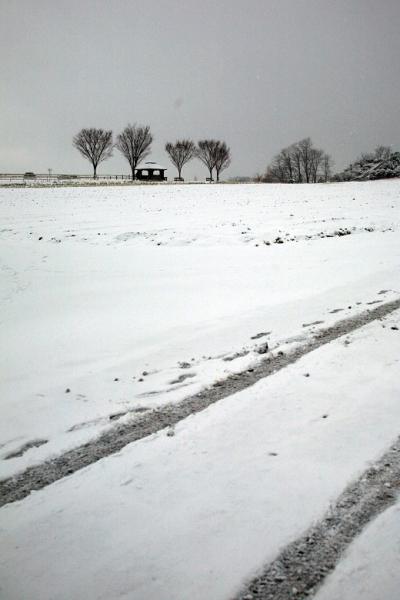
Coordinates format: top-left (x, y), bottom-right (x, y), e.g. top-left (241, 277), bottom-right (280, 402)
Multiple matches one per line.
top-left (234, 436), bottom-right (400, 600)
top-left (1, 297), bottom-right (400, 508)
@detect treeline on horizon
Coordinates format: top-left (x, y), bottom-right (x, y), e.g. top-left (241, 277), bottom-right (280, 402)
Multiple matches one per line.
top-left (73, 125), bottom-right (230, 181)
top-left (72, 124), bottom-right (399, 184)
top-left (259, 138), bottom-right (400, 183)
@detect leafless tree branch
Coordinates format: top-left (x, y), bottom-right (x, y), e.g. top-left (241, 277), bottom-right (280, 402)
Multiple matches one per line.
top-left (73, 128), bottom-right (113, 179)
top-left (197, 139), bottom-right (220, 181)
top-left (214, 142), bottom-right (231, 182)
top-left (116, 124), bottom-right (153, 180)
top-left (263, 138), bottom-right (331, 183)
top-left (165, 139), bottom-right (196, 180)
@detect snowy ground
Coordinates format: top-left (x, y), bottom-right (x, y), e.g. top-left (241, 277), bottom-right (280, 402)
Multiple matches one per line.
top-left (314, 497), bottom-right (400, 600)
top-left (1, 180), bottom-right (399, 477)
top-left (1, 309), bottom-right (400, 600)
top-left (1, 180), bottom-right (400, 599)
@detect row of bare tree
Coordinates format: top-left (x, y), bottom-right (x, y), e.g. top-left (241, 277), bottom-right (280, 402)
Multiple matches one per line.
top-left (166, 139), bottom-right (231, 182)
top-left (73, 125), bottom-right (231, 181)
top-left (262, 138), bottom-right (333, 183)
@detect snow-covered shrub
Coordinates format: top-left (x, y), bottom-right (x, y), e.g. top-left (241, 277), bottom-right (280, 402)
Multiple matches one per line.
top-left (335, 147), bottom-right (400, 181)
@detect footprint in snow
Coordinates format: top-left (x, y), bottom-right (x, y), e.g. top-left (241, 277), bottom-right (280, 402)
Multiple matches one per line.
top-left (223, 349), bottom-right (250, 362)
top-left (4, 439), bottom-right (48, 459)
top-left (109, 406), bottom-right (150, 421)
top-left (169, 372), bottom-right (196, 385)
top-left (250, 331), bottom-right (271, 340)
top-left (302, 320), bottom-right (324, 328)
top-left (285, 334), bottom-right (307, 344)
top-left (67, 417), bottom-right (103, 432)
top-left (121, 478), bottom-right (134, 487)
top-left (178, 361), bottom-right (191, 369)
top-left (137, 382), bottom-right (193, 398)
top-left (109, 411), bottom-right (127, 421)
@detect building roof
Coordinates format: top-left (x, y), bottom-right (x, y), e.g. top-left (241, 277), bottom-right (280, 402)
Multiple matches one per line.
top-left (136, 161), bottom-right (167, 171)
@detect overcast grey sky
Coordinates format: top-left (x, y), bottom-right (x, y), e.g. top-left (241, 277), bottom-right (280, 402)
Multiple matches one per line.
top-left (1, 0), bottom-right (400, 178)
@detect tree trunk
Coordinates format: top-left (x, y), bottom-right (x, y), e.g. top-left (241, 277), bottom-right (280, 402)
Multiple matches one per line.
top-left (209, 167), bottom-right (213, 181)
top-left (131, 166), bottom-right (135, 181)
top-left (93, 164), bottom-right (97, 179)
top-left (178, 166), bottom-right (182, 179)
top-left (216, 169), bottom-right (220, 182)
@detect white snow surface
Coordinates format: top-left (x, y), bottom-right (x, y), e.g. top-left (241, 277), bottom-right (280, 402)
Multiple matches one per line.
top-left (1, 311), bottom-right (400, 600)
top-left (314, 498), bottom-right (400, 600)
top-left (0, 180), bottom-right (400, 476)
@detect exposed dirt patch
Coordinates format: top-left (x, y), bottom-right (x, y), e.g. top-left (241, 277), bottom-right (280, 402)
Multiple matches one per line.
top-left (261, 226), bottom-right (379, 248)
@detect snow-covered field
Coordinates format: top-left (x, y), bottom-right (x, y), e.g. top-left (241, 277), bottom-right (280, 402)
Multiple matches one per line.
top-left (1, 310), bottom-right (400, 600)
top-left (1, 181), bottom-right (399, 475)
top-left (1, 180), bottom-right (400, 599)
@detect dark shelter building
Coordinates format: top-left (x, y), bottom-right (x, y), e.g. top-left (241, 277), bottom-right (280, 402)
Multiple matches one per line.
top-left (135, 162), bottom-right (167, 181)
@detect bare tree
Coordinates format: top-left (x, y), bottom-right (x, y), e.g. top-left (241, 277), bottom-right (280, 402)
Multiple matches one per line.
top-left (116, 124), bottom-right (153, 180)
top-left (322, 153), bottom-right (333, 182)
top-left (263, 138), bottom-right (331, 183)
top-left (214, 142), bottom-right (231, 182)
top-left (264, 145), bottom-right (294, 183)
top-left (165, 139), bottom-right (196, 180)
top-left (280, 147), bottom-right (295, 183)
top-left (292, 145), bottom-right (302, 183)
top-left (73, 128), bottom-right (113, 179)
top-left (265, 142), bottom-right (302, 183)
top-left (310, 148), bottom-right (324, 183)
top-left (197, 139), bottom-right (220, 181)
top-left (297, 138), bottom-right (314, 183)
